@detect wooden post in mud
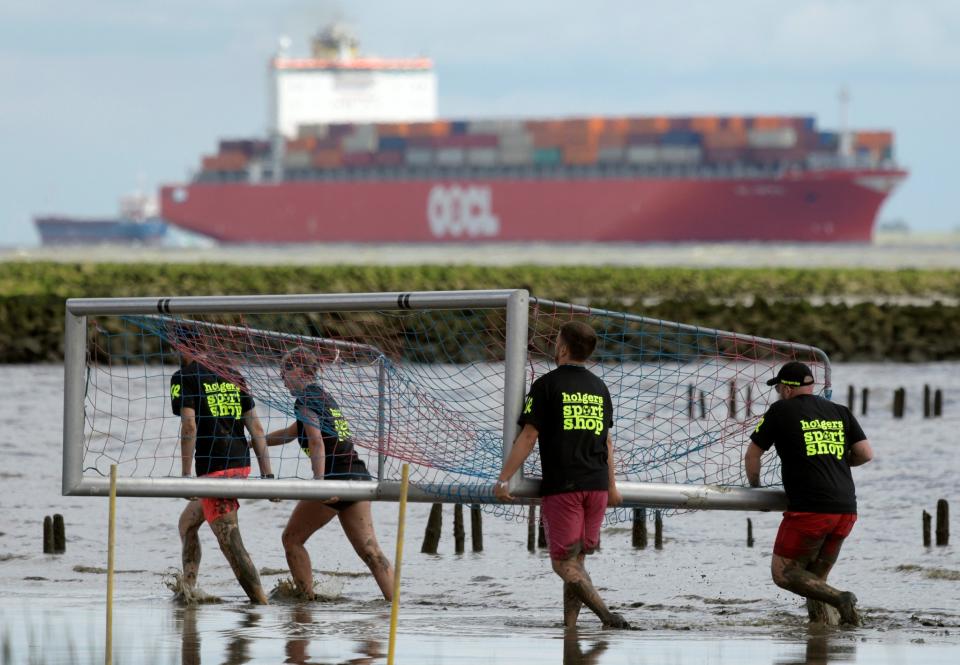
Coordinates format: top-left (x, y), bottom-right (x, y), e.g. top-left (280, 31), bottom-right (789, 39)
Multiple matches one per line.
top-left (934, 389), bottom-right (943, 417)
top-left (728, 381), bottom-right (737, 420)
top-left (632, 508), bottom-right (647, 549)
top-left (893, 388), bottom-right (905, 418)
top-left (747, 518), bottom-right (754, 548)
top-left (470, 505), bottom-right (483, 552)
top-left (43, 516), bottom-right (54, 554)
top-left (699, 391), bottom-right (707, 420)
top-left (420, 503), bottom-right (443, 554)
top-left (53, 514), bottom-right (65, 554)
top-left (922, 510), bottom-right (932, 547)
top-left (654, 511), bottom-right (663, 550)
top-left (688, 385), bottom-right (695, 419)
top-left (936, 499), bottom-right (949, 546)
top-left (745, 384), bottom-right (753, 418)
top-left (527, 505), bottom-right (536, 552)
top-left (453, 504), bottom-right (465, 554)
top-left (923, 385), bottom-right (931, 418)
top-left (847, 385), bottom-right (855, 411)
top-left (861, 388), bottom-right (869, 416)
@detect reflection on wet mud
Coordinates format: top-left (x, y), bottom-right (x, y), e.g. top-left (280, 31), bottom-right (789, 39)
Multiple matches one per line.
top-left (775, 630), bottom-right (857, 665)
top-left (284, 605), bottom-right (383, 665)
top-left (177, 607), bottom-right (199, 665)
top-left (176, 605), bottom-right (263, 665)
top-left (562, 629), bottom-right (608, 665)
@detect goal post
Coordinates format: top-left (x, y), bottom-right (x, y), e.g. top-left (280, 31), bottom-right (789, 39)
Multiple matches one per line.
top-left (62, 288), bottom-right (829, 512)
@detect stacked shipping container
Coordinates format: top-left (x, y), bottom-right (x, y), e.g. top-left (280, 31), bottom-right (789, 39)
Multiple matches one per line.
top-left (196, 116), bottom-right (896, 177)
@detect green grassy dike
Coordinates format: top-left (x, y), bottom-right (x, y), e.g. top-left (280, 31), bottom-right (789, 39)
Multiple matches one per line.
top-left (2, 262), bottom-right (959, 363)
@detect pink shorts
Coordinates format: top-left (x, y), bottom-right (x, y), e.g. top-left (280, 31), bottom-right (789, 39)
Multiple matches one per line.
top-left (199, 466), bottom-right (250, 524)
top-left (540, 490), bottom-right (608, 560)
top-left (774, 511), bottom-right (857, 562)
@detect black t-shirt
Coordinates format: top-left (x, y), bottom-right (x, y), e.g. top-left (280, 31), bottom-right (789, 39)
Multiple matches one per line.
top-left (171, 361), bottom-right (255, 477)
top-left (517, 365), bottom-right (613, 495)
top-left (295, 384), bottom-right (370, 480)
top-left (750, 394), bottom-right (866, 513)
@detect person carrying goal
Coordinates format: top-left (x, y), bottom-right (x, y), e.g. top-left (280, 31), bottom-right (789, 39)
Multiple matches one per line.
top-left (266, 346), bottom-right (394, 601)
top-left (170, 334), bottom-right (274, 605)
top-left (494, 321), bottom-right (629, 630)
top-left (744, 361), bottom-right (874, 626)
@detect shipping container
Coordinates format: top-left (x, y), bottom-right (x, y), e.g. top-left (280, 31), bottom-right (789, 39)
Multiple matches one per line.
top-left (466, 147), bottom-right (498, 167)
top-left (378, 136), bottom-right (408, 151)
top-left (660, 130), bottom-right (702, 146)
top-left (854, 131), bottom-right (893, 149)
top-left (282, 151), bottom-right (312, 169)
top-left (563, 145), bottom-right (598, 165)
top-left (342, 132), bottom-right (377, 153)
top-left (703, 130), bottom-right (747, 150)
top-left (499, 146), bottom-right (533, 166)
top-left (376, 123), bottom-right (410, 137)
top-left (342, 152), bottom-right (374, 167)
top-left (747, 127), bottom-right (797, 149)
top-left (533, 148), bottom-right (562, 165)
top-left (297, 124), bottom-right (330, 139)
top-left (625, 133), bottom-right (661, 146)
top-left (659, 146), bottom-right (702, 164)
top-left (691, 117), bottom-right (720, 133)
top-left (436, 147), bottom-right (466, 166)
top-left (628, 117), bottom-right (671, 133)
top-left (467, 119), bottom-right (525, 134)
top-left (598, 147), bottom-right (624, 163)
top-left (451, 120), bottom-right (469, 135)
top-left (312, 149), bottom-right (342, 169)
top-left (286, 137), bottom-right (318, 153)
top-left (625, 146), bottom-right (659, 164)
top-left (405, 148), bottom-right (434, 167)
top-left (374, 151), bottom-right (404, 166)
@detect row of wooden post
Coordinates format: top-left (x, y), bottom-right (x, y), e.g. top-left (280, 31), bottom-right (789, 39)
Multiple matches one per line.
top-left (847, 385), bottom-right (943, 418)
top-left (420, 504), bottom-right (483, 554)
top-left (421, 500), bottom-right (949, 553)
top-left (922, 500), bottom-right (950, 547)
top-left (42, 514), bottom-right (66, 554)
top-left (688, 383), bottom-right (753, 421)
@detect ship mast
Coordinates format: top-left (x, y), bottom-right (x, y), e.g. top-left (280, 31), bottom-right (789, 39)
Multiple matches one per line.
top-left (838, 85), bottom-right (853, 161)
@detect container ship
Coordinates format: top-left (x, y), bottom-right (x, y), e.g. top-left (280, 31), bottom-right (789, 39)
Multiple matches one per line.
top-left (35, 193), bottom-right (168, 246)
top-left (160, 26), bottom-right (906, 244)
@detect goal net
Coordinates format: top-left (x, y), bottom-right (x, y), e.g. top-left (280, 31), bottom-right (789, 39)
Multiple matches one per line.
top-left (65, 290), bottom-right (829, 520)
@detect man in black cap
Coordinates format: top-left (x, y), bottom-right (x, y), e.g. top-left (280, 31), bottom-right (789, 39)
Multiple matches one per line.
top-left (744, 361), bottom-right (873, 625)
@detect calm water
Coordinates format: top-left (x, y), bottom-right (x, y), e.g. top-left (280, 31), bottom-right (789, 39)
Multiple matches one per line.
top-left (1, 363), bottom-right (958, 664)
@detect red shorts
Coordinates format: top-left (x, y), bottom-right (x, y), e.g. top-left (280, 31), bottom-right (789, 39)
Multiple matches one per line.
top-left (774, 511), bottom-right (857, 562)
top-left (199, 466), bottom-right (250, 524)
top-left (540, 490), bottom-right (608, 561)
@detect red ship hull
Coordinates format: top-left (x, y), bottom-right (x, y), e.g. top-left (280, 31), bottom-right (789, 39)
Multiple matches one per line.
top-left (160, 169), bottom-right (905, 243)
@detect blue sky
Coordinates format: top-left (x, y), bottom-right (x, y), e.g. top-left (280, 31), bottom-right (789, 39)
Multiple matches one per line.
top-left (2, 0), bottom-right (958, 246)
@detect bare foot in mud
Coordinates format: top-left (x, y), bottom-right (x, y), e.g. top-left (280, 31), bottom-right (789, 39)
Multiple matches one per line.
top-left (164, 571), bottom-right (222, 604)
top-left (807, 598), bottom-right (841, 625)
top-left (836, 592), bottom-right (861, 627)
top-left (602, 612), bottom-right (631, 629)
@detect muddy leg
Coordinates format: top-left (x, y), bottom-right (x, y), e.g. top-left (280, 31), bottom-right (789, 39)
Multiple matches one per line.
top-left (339, 501), bottom-right (395, 601)
top-left (179, 501), bottom-right (205, 593)
top-left (772, 555), bottom-right (859, 626)
top-left (563, 553), bottom-right (586, 627)
top-left (281, 500), bottom-right (337, 600)
top-left (552, 556), bottom-right (628, 629)
top-left (209, 510), bottom-right (268, 604)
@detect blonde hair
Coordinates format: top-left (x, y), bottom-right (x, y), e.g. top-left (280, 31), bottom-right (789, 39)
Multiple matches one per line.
top-left (281, 346), bottom-right (321, 376)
